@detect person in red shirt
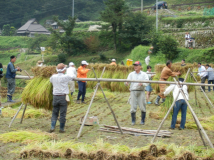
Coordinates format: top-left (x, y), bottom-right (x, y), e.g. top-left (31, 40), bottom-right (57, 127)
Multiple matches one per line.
top-left (76, 60), bottom-right (90, 104)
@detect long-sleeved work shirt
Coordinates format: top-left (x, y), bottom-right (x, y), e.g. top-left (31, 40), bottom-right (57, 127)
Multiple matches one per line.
top-left (164, 83), bottom-right (189, 101)
top-left (198, 66), bottom-right (207, 78)
top-left (6, 62), bottom-right (17, 78)
top-left (207, 67), bottom-right (214, 81)
top-left (50, 73), bottom-right (74, 95)
top-left (160, 66), bottom-right (179, 80)
top-left (77, 66), bottom-right (89, 82)
top-left (127, 71), bottom-right (149, 91)
top-left (66, 67), bottom-right (77, 77)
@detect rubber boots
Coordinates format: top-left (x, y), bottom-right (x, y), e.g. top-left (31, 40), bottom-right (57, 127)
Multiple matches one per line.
top-left (59, 123), bottom-right (65, 133)
top-left (7, 95), bottom-right (15, 103)
top-left (141, 112), bottom-right (146, 125)
top-left (7, 95), bottom-right (10, 102)
top-left (131, 113), bottom-right (136, 125)
top-left (155, 95), bottom-right (161, 106)
top-left (71, 92), bottom-right (73, 96)
top-left (49, 121), bottom-right (56, 133)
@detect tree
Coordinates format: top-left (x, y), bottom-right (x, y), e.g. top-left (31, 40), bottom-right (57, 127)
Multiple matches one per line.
top-left (28, 34), bottom-right (49, 52)
top-left (100, 0), bottom-right (128, 50)
top-left (120, 12), bottom-right (154, 48)
top-left (159, 36), bottom-right (179, 60)
top-left (2, 24), bottom-right (11, 36)
top-left (49, 16), bottom-right (86, 55)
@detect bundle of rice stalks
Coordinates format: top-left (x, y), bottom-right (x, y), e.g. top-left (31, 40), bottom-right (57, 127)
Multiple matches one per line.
top-left (2, 107), bottom-right (49, 119)
top-left (0, 130), bottom-right (56, 144)
top-left (155, 63), bottom-right (194, 74)
top-left (19, 138), bottom-right (214, 160)
top-left (31, 66), bottom-right (56, 78)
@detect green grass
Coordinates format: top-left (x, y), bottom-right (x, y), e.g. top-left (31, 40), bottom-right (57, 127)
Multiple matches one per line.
top-left (0, 36), bottom-right (29, 49)
top-left (161, 15), bottom-right (214, 23)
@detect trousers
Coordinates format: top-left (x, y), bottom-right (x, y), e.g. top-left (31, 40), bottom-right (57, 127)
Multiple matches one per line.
top-left (171, 99), bottom-right (187, 129)
top-left (201, 77), bottom-right (206, 91)
top-left (130, 91), bottom-right (146, 113)
top-left (68, 81), bottom-right (75, 93)
top-left (51, 95), bottom-right (67, 123)
top-left (7, 78), bottom-right (16, 95)
top-left (77, 81), bottom-right (86, 102)
top-left (158, 79), bottom-right (166, 98)
top-left (208, 80), bottom-right (214, 92)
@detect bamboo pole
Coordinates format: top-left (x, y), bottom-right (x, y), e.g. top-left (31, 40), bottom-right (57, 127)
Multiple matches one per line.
top-left (15, 75), bottom-right (214, 87)
top-left (175, 76), bottom-right (206, 147)
top-left (151, 91), bottom-right (180, 143)
top-left (173, 78), bottom-right (214, 148)
top-left (9, 103), bottom-right (23, 128)
top-left (20, 104), bottom-right (27, 124)
top-left (190, 72), bottom-right (214, 108)
top-left (77, 67), bottom-right (106, 139)
top-left (92, 68), bottom-right (123, 135)
top-left (24, 70), bottom-right (32, 79)
top-left (184, 68), bottom-right (190, 82)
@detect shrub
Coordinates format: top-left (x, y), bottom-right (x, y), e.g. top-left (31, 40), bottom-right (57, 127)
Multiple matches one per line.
top-left (99, 53), bottom-right (107, 60)
top-left (159, 36), bottom-right (179, 60)
top-left (58, 53), bottom-right (67, 63)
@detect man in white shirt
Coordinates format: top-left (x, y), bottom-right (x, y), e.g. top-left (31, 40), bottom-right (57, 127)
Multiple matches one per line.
top-left (197, 63), bottom-right (207, 92)
top-left (125, 61), bottom-right (149, 125)
top-left (66, 62), bottom-right (77, 96)
top-left (185, 32), bottom-right (191, 48)
top-left (49, 63), bottom-right (75, 133)
top-left (164, 78), bottom-right (189, 130)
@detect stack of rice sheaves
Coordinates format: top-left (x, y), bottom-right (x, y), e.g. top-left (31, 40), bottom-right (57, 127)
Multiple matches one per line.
top-left (152, 63), bottom-right (196, 94)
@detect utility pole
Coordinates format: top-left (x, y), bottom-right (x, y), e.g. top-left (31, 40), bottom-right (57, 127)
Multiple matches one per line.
top-left (141, 0), bottom-right (143, 13)
top-left (156, 0), bottom-right (158, 32)
top-left (72, 0), bottom-right (74, 18)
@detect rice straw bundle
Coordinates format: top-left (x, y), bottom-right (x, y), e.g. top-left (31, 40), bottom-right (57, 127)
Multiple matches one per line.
top-left (22, 66), bottom-right (72, 111)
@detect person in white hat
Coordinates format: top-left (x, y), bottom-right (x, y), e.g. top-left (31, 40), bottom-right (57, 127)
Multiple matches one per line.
top-left (76, 60), bottom-right (90, 104)
top-left (110, 59), bottom-right (117, 66)
top-left (66, 62), bottom-right (77, 96)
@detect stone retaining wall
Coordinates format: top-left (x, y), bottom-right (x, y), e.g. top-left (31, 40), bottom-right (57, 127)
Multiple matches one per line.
top-left (167, 30), bottom-right (214, 48)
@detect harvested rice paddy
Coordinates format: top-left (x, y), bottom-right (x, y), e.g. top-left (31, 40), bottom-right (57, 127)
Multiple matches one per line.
top-left (0, 85), bottom-right (214, 159)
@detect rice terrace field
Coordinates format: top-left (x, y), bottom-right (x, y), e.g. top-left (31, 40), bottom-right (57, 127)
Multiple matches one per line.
top-left (1, 66), bottom-right (214, 159)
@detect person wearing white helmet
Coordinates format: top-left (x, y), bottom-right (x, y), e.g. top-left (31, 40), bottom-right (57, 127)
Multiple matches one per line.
top-left (110, 59), bottom-right (117, 66)
top-left (76, 60), bottom-right (90, 104)
top-left (66, 62), bottom-right (77, 96)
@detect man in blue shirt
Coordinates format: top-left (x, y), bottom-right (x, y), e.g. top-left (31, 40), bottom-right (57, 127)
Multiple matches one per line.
top-left (6, 56), bottom-right (20, 102)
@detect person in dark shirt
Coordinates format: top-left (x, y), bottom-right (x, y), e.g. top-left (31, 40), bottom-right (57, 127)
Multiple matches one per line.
top-left (6, 56), bottom-right (20, 102)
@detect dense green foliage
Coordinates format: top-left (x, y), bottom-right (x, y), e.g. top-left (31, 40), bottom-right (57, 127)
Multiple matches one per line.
top-left (120, 12), bottom-right (154, 48)
top-left (101, 0), bottom-right (129, 50)
top-left (49, 16), bottom-right (86, 55)
top-left (159, 36), bottom-right (179, 60)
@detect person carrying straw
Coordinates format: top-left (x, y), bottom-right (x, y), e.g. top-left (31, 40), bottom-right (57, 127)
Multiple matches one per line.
top-left (154, 60), bottom-right (181, 106)
top-left (49, 63), bottom-right (75, 133)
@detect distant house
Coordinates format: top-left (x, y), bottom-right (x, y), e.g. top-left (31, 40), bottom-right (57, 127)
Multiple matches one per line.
top-left (17, 18), bottom-right (50, 37)
top-left (51, 18), bottom-right (81, 33)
